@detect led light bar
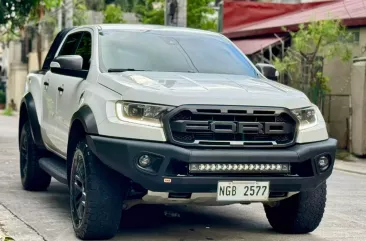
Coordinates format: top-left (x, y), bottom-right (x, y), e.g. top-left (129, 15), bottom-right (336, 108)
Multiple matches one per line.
top-left (189, 163), bottom-right (290, 174)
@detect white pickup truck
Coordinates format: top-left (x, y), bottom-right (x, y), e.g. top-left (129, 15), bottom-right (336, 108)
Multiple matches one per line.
top-left (18, 24), bottom-right (336, 240)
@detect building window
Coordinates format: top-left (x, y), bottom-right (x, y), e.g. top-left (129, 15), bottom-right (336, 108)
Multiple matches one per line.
top-left (352, 31), bottom-right (360, 43)
top-left (339, 29), bottom-right (360, 44)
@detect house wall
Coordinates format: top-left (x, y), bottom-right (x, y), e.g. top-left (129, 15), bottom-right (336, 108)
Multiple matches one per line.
top-left (5, 41), bottom-right (28, 110)
top-left (322, 26), bottom-right (366, 148)
top-left (248, 27), bottom-right (366, 149)
top-left (350, 57), bottom-right (366, 156)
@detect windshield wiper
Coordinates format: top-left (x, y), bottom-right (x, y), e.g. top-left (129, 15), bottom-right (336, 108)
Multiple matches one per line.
top-left (107, 68), bottom-right (147, 72)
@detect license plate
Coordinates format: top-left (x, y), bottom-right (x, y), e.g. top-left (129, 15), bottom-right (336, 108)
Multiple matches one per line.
top-left (217, 181), bottom-right (269, 202)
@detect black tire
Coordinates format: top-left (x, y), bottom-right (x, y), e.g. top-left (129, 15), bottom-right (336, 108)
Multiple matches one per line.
top-left (69, 139), bottom-right (128, 240)
top-left (264, 182), bottom-right (327, 234)
top-left (19, 121), bottom-right (51, 191)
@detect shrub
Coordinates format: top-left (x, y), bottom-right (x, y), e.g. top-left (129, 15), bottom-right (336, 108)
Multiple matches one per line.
top-left (0, 90), bottom-right (5, 104)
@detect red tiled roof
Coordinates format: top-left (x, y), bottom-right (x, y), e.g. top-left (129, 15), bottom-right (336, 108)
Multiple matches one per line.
top-left (232, 36), bottom-right (283, 55)
top-left (224, 0), bottom-right (366, 39)
top-left (223, 1), bottom-right (327, 33)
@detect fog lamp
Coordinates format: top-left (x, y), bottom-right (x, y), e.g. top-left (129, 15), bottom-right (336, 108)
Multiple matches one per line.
top-left (138, 155), bottom-right (151, 168)
top-left (317, 155), bottom-right (330, 172)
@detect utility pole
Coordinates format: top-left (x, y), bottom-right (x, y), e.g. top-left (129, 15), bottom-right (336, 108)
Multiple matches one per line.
top-left (177, 0), bottom-right (187, 27)
top-left (64, 0), bottom-right (73, 28)
top-left (217, 1), bottom-right (223, 32)
top-left (165, 0), bottom-right (186, 27)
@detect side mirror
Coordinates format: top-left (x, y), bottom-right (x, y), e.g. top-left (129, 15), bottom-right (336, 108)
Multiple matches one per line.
top-left (255, 63), bottom-right (279, 81)
top-left (50, 55), bottom-right (83, 71)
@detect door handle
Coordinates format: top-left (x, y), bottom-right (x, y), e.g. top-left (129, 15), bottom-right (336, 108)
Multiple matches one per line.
top-left (43, 81), bottom-right (49, 90)
top-left (58, 86), bottom-right (64, 92)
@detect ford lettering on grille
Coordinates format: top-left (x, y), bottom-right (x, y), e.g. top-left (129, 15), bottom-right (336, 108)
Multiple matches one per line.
top-left (164, 106), bottom-right (297, 148)
top-left (172, 121), bottom-right (292, 135)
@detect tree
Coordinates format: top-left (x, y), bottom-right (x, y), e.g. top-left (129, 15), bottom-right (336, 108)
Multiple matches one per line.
top-left (114, 0), bottom-right (134, 12)
top-left (110, 0), bottom-right (145, 12)
top-left (0, 24), bottom-right (19, 45)
top-left (273, 19), bottom-right (353, 106)
top-left (103, 4), bottom-right (126, 23)
top-left (134, 0), bottom-right (164, 25)
top-left (85, 0), bottom-right (105, 11)
top-left (27, 0), bottom-right (62, 69)
top-left (134, 0), bottom-right (217, 31)
top-left (0, 0), bottom-right (38, 48)
top-left (187, 0), bottom-right (216, 31)
top-left (0, 0), bottom-right (37, 27)
top-left (74, 0), bottom-right (88, 26)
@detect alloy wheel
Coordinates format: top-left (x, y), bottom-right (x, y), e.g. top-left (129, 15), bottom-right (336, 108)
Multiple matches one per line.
top-left (20, 134), bottom-right (28, 179)
top-left (71, 150), bottom-right (87, 228)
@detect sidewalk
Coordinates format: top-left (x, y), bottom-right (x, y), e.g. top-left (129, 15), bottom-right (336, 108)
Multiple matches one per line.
top-left (0, 215), bottom-right (15, 241)
top-left (334, 159), bottom-right (366, 175)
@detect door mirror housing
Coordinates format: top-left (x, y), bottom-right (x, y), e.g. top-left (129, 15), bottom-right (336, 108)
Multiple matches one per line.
top-left (50, 55), bottom-right (83, 72)
top-left (255, 63), bottom-right (279, 81)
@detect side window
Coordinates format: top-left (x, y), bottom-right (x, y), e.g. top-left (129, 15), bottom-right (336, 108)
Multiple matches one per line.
top-left (58, 32), bottom-right (83, 56)
top-left (75, 32), bottom-right (92, 70)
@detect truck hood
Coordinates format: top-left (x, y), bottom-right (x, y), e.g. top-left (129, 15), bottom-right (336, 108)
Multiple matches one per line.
top-left (98, 71), bottom-right (311, 109)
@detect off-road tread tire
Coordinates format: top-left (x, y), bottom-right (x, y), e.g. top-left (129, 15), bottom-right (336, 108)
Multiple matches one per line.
top-left (264, 182), bottom-right (327, 234)
top-left (71, 139), bottom-right (128, 240)
top-left (20, 121), bottom-right (51, 191)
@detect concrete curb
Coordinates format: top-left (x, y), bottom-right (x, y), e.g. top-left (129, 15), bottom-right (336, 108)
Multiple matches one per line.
top-left (334, 160), bottom-right (366, 175)
top-left (0, 204), bottom-right (44, 241)
top-left (334, 166), bottom-right (366, 175)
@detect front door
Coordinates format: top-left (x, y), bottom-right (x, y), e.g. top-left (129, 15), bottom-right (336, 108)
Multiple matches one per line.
top-left (46, 31), bottom-right (84, 155)
top-left (41, 70), bottom-right (59, 150)
top-left (55, 31), bottom-right (92, 156)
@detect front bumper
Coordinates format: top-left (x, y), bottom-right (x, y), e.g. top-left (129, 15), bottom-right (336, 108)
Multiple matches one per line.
top-left (86, 135), bottom-right (337, 194)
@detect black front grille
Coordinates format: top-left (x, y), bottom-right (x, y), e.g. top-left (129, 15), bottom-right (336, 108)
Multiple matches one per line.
top-left (163, 106), bottom-right (297, 148)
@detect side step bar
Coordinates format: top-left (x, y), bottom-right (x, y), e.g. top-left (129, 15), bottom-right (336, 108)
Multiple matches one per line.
top-left (39, 156), bottom-right (68, 185)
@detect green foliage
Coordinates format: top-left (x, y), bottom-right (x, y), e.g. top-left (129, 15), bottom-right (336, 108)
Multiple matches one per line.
top-left (134, 0), bottom-right (217, 30)
top-left (3, 106), bottom-right (14, 116)
top-left (103, 4), bottom-right (126, 23)
top-left (0, 26), bottom-right (20, 44)
top-left (43, 0), bottom-right (62, 9)
top-left (187, 0), bottom-right (216, 31)
top-left (0, 236), bottom-right (15, 241)
top-left (134, 0), bottom-right (164, 25)
top-left (74, 0), bottom-right (88, 26)
top-left (85, 0), bottom-right (105, 11)
top-left (0, 0), bottom-right (37, 27)
top-left (273, 19), bottom-right (353, 106)
top-left (290, 19), bottom-right (352, 61)
top-left (0, 90), bottom-right (6, 104)
top-left (0, 4), bottom-right (4, 24)
top-left (27, 0), bottom-right (62, 23)
top-left (115, 0), bottom-right (135, 12)
top-left (107, 0), bottom-right (145, 11)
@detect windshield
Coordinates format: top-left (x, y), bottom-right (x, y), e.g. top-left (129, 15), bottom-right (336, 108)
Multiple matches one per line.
top-left (98, 30), bottom-right (258, 77)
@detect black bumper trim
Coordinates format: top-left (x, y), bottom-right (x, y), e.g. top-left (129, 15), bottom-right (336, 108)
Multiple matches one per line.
top-left (86, 136), bottom-right (337, 193)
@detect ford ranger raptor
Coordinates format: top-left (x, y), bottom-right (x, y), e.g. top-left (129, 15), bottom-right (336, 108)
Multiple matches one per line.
top-left (18, 24), bottom-right (336, 240)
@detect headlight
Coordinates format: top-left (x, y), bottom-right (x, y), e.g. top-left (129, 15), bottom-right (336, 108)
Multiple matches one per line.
top-left (115, 101), bottom-right (173, 127)
top-left (291, 107), bottom-right (318, 130)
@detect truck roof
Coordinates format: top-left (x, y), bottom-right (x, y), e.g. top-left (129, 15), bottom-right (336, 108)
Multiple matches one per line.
top-left (74, 24), bottom-right (221, 36)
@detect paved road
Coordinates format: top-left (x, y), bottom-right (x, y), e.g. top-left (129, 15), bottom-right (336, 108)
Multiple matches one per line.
top-left (0, 115), bottom-right (366, 241)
